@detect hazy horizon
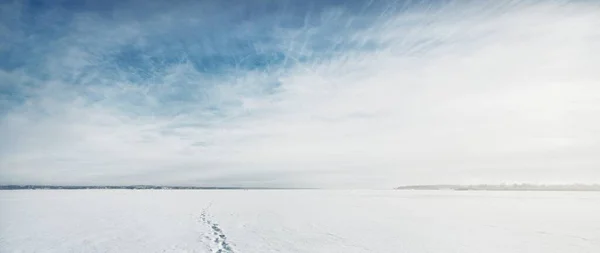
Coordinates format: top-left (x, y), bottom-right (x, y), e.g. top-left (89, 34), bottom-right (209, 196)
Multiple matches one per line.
top-left (1, 0), bottom-right (599, 188)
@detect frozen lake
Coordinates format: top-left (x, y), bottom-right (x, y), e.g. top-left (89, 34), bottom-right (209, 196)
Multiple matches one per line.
top-left (1, 190), bottom-right (599, 253)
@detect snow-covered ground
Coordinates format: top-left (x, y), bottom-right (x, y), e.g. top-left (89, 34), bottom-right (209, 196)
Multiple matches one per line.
top-left (1, 190), bottom-right (599, 253)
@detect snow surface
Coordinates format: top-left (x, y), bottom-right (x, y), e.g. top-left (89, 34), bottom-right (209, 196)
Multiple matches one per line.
top-left (1, 190), bottom-right (599, 253)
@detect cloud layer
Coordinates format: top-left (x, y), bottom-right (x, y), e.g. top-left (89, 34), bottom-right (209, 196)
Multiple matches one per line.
top-left (1, 0), bottom-right (599, 188)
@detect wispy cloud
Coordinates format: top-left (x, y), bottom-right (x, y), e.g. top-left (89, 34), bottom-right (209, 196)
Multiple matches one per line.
top-left (1, 0), bottom-right (599, 188)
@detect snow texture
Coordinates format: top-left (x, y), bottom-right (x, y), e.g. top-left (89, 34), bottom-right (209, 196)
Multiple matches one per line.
top-left (1, 190), bottom-right (599, 252)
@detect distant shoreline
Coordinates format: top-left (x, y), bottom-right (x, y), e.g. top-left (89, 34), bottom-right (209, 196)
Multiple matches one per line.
top-left (2, 184), bottom-right (599, 191)
top-left (0, 185), bottom-right (314, 190)
top-left (395, 184), bottom-right (600, 192)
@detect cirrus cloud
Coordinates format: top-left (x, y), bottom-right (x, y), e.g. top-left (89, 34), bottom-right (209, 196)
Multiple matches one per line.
top-left (1, 0), bottom-right (599, 188)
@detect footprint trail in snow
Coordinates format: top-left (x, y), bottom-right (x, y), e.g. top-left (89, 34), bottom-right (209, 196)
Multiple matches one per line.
top-left (200, 209), bottom-right (236, 253)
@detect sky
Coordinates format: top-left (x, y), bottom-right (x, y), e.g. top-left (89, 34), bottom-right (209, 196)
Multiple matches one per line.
top-left (0, 0), bottom-right (599, 188)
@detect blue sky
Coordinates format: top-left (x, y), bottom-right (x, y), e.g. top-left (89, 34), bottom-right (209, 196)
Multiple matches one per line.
top-left (1, 0), bottom-right (599, 187)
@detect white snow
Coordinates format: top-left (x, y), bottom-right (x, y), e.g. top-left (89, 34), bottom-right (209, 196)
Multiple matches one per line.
top-left (1, 190), bottom-right (599, 253)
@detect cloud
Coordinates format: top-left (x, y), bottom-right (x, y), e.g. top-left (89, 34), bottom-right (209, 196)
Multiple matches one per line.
top-left (1, 0), bottom-right (599, 188)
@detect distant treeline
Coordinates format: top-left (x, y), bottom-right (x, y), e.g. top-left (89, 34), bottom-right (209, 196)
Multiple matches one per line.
top-left (0, 185), bottom-right (272, 190)
top-left (395, 184), bottom-right (600, 191)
